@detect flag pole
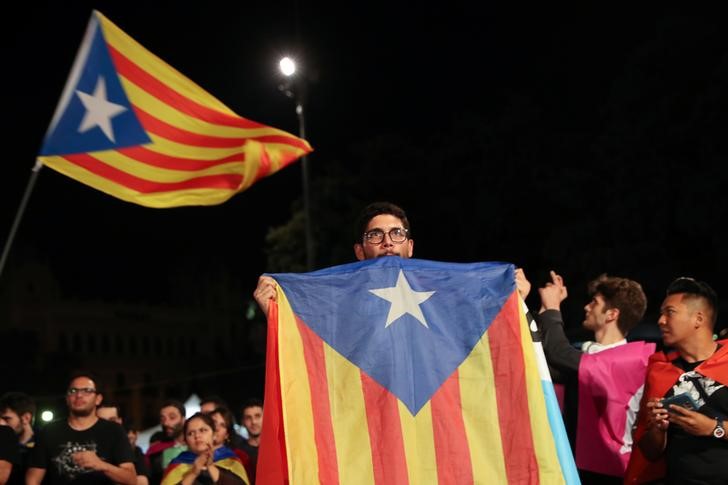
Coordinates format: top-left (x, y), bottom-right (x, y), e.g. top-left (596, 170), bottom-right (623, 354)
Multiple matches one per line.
top-left (0, 160), bottom-right (43, 280)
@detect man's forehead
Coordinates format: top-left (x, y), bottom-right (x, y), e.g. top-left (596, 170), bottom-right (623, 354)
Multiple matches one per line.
top-left (243, 406), bottom-right (263, 415)
top-left (0, 408), bottom-right (18, 418)
top-left (662, 293), bottom-right (687, 307)
top-left (69, 376), bottom-right (95, 388)
top-left (366, 214), bottom-right (405, 230)
top-left (160, 406), bottom-right (181, 415)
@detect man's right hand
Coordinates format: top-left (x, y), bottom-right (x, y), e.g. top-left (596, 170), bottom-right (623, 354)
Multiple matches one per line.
top-left (538, 270), bottom-right (568, 313)
top-left (253, 275), bottom-right (277, 317)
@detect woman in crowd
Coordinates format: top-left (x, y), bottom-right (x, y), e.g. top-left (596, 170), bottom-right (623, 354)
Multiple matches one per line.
top-left (209, 408), bottom-right (252, 483)
top-left (161, 413), bottom-right (248, 485)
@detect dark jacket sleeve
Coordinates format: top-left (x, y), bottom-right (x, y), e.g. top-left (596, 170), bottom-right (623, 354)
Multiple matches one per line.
top-left (536, 309), bottom-right (583, 379)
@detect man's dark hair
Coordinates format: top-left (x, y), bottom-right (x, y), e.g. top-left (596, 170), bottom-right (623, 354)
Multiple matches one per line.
top-left (588, 275), bottom-right (647, 335)
top-left (200, 395), bottom-right (228, 409)
top-left (355, 201), bottom-right (411, 243)
top-left (0, 392), bottom-right (36, 420)
top-left (241, 398), bottom-right (263, 414)
top-left (666, 277), bottom-right (718, 327)
top-left (98, 402), bottom-right (121, 416)
top-left (68, 370), bottom-right (101, 388)
top-left (160, 399), bottom-right (186, 418)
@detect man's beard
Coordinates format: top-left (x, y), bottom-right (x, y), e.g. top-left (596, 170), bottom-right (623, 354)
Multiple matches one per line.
top-left (165, 424), bottom-right (183, 440)
top-left (70, 406), bottom-right (95, 418)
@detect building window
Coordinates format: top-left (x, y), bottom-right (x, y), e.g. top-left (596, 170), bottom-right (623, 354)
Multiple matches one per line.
top-left (115, 335), bottom-right (124, 354)
top-left (129, 336), bottom-right (138, 356)
top-left (72, 333), bottom-right (82, 353)
top-left (102, 335), bottom-right (110, 353)
top-left (58, 332), bottom-right (68, 352)
top-left (87, 334), bottom-right (96, 353)
top-left (142, 336), bottom-right (150, 356)
top-left (154, 337), bottom-right (162, 355)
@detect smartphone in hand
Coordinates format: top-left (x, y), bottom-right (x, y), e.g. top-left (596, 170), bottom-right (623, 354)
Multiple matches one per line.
top-left (660, 393), bottom-right (699, 413)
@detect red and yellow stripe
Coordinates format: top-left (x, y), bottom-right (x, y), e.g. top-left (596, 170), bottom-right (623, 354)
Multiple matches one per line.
top-left (39, 11), bottom-right (311, 208)
top-left (270, 289), bottom-right (565, 484)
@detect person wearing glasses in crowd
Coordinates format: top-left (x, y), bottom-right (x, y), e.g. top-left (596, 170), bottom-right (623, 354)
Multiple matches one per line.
top-left (26, 373), bottom-right (135, 485)
top-left (626, 278), bottom-right (728, 484)
top-left (253, 201), bottom-right (530, 316)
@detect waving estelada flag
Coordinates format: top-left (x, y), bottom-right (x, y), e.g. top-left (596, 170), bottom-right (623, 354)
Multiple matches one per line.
top-left (257, 257), bottom-right (578, 484)
top-left (37, 10), bottom-right (311, 208)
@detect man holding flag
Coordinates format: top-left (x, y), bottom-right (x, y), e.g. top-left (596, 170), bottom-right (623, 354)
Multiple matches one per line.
top-left (253, 201), bottom-right (578, 484)
top-left (255, 201), bottom-right (531, 315)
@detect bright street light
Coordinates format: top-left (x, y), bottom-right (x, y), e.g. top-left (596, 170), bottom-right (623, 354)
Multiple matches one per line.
top-left (40, 410), bottom-right (54, 422)
top-left (279, 57), bottom-right (296, 77)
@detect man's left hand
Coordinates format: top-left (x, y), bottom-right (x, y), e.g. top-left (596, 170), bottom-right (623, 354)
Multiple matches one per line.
top-left (668, 405), bottom-right (717, 437)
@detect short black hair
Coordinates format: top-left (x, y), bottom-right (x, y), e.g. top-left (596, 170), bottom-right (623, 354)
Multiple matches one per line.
top-left (0, 392), bottom-right (36, 419)
top-left (355, 202), bottom-right (410, 244)
top-left (241, 398), bottom-right (263, 414)
top-left (666, 277), bottom-right (718, 326)
top-left (68, 371), bottom-right (101, 391)
top-left (98, 402), bottom-right (121, 416)
top-left (160, 399), bottom-right (186, 418)
top-left (200, 395), bottom-right (228, 409)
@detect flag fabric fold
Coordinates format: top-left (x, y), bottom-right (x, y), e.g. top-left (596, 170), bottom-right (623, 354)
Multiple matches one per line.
top-left (575, 341), bottom-right (655, 477)
top-left (258, 257), bottom-right (577, 484)
top-left (38, 10), bottom-right (311, 207)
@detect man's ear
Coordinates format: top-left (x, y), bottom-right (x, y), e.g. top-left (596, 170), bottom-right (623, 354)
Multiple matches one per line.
top-left (95, 393), bottom-right (104, 407)
top-left (406, 239), bottom-right (414, 258)
top-left (21, 412), bottom-right (32, 426)
top-left (694, 310), bottom-right (705, 329)
top-left (354, 243), bottom-right (366, 261)
top-left (606, 307), bottom-right (620, 324)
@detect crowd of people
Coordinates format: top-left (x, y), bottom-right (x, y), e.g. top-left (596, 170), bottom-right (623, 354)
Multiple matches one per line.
top-left (256, 202), bottom-right (728, 484)
top-left (0, 384), bottom-right (262, 485)
top-left (2, 201), bottom-right (727, 484)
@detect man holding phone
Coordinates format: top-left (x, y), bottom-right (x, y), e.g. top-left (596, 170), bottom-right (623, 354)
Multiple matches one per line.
top-left (626, 277), bottom-right (728, 484)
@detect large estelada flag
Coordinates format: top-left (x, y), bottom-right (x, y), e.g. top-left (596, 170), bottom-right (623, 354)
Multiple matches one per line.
top-left (37, 11), bottom-right (311, 208)
top-left (258, 257), bottom-right (577, 484)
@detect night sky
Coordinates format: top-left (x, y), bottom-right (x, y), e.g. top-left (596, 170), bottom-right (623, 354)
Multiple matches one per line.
top-left (2, 4), bottom-right (728, 337)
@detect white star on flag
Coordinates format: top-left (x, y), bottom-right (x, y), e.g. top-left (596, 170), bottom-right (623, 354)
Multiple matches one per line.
top-left (369, 269), bottom-right (436, 328)
top-left (76, 76), bottom-right (127, 142)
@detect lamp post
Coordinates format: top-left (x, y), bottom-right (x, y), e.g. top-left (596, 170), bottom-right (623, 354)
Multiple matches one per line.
top-left (278, 56), bottom-right (314, 271)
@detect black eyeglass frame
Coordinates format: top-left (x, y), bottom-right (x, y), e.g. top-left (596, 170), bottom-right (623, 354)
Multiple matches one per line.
top-left (66, 387), bottom-right (98, 396)
top-left (362, 227), bottom-right (409, 245)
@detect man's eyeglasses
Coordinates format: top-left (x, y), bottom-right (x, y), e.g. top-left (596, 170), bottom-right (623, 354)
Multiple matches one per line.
top-left (67, 387), bottom-right (97, 396)
top-left (363, 227), bottom-right (409, 245)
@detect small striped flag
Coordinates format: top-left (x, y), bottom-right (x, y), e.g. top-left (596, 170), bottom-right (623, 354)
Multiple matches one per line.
top-left (37, 11), bottom-right (311, 208)
top-left (257, 257), bottom-right (577, 484)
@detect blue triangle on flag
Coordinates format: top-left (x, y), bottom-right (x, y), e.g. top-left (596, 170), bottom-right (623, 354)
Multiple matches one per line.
top-left (273, 258), bottom-right (515, 415)
top-left (40, 16), bottom-right (150, 156)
